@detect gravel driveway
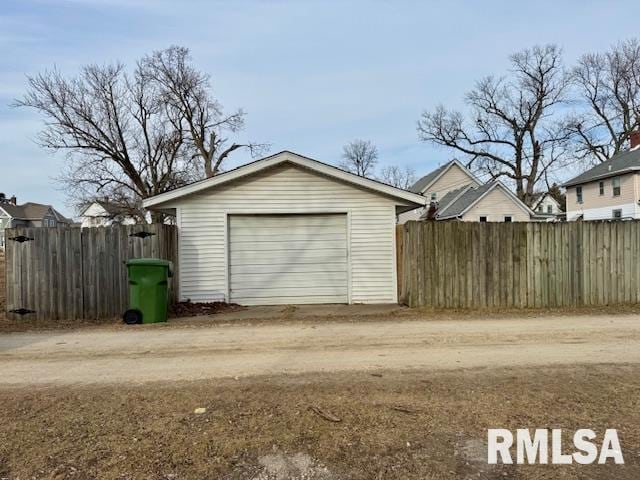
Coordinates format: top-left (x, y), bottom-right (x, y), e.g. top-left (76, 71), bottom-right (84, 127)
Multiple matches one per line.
top-left (1, 313), bottom-right (639, 385)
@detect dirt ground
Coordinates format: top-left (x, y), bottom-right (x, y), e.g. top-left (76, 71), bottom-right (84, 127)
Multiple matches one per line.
top-left (1, 312), bottom-right (639, 385)
top-left (1, 364), bottom-right (638, 479)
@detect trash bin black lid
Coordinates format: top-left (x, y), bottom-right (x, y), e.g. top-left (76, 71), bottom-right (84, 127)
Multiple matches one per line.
top-left (126, 258), bottom-right (172, 267)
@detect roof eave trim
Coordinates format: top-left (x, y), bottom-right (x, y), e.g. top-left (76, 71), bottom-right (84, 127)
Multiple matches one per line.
top-left (0, 205), bottom-right (12, 218)
top-left (442, 181), bottom-right (534, 219)
top-left (143, 152), bottom-right (428, 208)
top-left (417, 159), bottom-right (480, 194)
top-left (562, 166), bottom-right (640, 187)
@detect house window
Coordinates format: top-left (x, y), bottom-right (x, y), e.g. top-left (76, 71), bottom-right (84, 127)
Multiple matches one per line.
top-left (537, 205), bottom-right (543, 212)
top-left (613, 209), bottom-right (622, 219)
top-left (479, 216), bottom-right (488, 222)
top-left (547, 205), bottom-right (553, 214)
top-left (612, 177), bottom-right (621, 196)
top-left (430, 192), bottom-right (437, 202)
top-left (576, 186), bottom-right (583, 204)
top-left (599, 181), bottom-right (605, 195)
top-left (504, 216), bottom-right (512, 222)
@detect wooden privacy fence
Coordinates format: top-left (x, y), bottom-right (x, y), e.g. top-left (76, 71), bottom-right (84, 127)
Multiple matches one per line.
top-left (398, 221), bottom-right (640, 308)
top-left (4, 224), bottom-right (178, 321)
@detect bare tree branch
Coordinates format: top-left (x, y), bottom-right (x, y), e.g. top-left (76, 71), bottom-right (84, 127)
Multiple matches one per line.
top-left (565, 38), bottom-right (640, 163)
top-left (14, 46), bottom-right (265, 219)
top-left (417, 44), bottom-right (571, 206)
top-left (140, 46), bottom-right (269, 177)
top-left (379, 165), bottom-right (416, 189)
top-left (339, 139), bottom-right (378, 177)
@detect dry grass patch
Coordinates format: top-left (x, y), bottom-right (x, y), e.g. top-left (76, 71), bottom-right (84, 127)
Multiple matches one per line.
top-left (0, 364), bottom-right (639, 479)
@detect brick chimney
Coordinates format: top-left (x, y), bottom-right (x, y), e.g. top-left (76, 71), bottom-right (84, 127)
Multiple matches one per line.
top-left (631, 130), bottom-right (640, 150)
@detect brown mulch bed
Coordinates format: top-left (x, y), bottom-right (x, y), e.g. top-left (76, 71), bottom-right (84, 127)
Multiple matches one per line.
top-left (0, 364), bottom-right (639, 479)
top-left (168, 300), bottom-right (244, 317)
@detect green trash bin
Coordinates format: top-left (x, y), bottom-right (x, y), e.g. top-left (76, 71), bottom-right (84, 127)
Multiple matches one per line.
top-left (124, 258), bottom-right (173, 324)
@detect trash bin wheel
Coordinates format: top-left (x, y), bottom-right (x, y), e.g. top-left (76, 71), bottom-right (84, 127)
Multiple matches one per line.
top-left (123, 309), bottom-right (143, 325)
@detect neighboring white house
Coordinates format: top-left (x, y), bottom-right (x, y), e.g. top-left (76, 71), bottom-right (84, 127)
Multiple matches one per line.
top-left (143, 151), bottom-right (426, 306)
top-left (532, 192), bottom-right (563, 221)
top-left (397, 159), bottom-right (481, 223)
top-left (433, 180), bottom-right (536, 222)
top-left (79, 200), bottom-right (138, 228)
top-left (398, 159), bottom-right (536, 223)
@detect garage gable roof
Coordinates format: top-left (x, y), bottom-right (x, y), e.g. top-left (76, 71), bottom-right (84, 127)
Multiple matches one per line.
top-left (143, 151), bottom-right (427, 208)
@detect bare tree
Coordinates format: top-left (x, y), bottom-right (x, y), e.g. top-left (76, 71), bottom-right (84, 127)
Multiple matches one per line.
top-left (565, 39), bottom-right (640, 163)
top-left (379, 165), bottom-right (416, 189)
top-left (417, 44), bottom-right (571, 206)
top-left (339, 139), bottom-right (378, 177)
top-left (140, 46), bottom-right (268, 177)
top-left (15, 47), bottom-right (261, 220)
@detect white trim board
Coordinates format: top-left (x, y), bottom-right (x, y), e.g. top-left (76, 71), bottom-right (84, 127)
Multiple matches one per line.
top-left (143, 151), bottom-right (427, 208)
top-left (415, 159), bottom-right (482, 194)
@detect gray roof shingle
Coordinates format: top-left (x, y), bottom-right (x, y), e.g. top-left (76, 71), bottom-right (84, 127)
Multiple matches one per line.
top-left (409, 161), bottom-right (451, 193)
top-left (0, 202), bottom-right (72, 224)
top-left (437, 182), bottom-right (495, 219)
top-left (563, 148), bottom-right (640, 187)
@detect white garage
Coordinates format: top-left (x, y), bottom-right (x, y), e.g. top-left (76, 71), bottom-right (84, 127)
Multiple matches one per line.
top-left (143, 151), bottom-right (425, 305)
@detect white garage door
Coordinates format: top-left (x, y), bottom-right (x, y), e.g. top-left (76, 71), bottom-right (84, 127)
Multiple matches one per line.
top-left (229, 214), bottom-right (348, 305)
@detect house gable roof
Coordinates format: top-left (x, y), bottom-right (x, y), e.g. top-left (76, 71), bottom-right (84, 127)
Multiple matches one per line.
top-left (532, 192), bottom-right (561, 211)
top-left (0, 203), bottom-right (24, 218)
top-left (143, 151), bottom-right (427, 208)
top-left (563, 147), bottom-right (640, 187)
top-left (80, 200), bottom-right (129, 218)
top-left (0, 202), bottom-right (72, 223)
top-left (409, 159), bottom-right (481, 194)
top-left (437, 181), bottom-right (534, 220)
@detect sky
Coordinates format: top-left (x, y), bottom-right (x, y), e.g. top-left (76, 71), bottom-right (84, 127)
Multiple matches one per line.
top-left (2, 0), bottom-right (640, 217)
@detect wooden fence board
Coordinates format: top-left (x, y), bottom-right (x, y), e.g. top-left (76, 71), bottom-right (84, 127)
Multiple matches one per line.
top-left (3, 225), bottom-right (178, 321)
top-left (399, 221), bottom-right (640, 308)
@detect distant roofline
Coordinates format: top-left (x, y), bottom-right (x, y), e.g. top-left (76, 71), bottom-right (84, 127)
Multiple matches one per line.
top-left (437, 180), bottom-right (535, 220)
top-left (412, 159), bottom-right (481, 194)
top-left (562, 166), bottom-right (640, 187)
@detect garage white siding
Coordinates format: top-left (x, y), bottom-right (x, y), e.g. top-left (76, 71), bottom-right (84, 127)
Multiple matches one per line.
top-left (173, 163), bottom-right (399, 304)
top-left (229, 214), bottom-right (348, 305)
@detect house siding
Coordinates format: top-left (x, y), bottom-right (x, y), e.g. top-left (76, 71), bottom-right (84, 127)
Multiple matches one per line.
top-left (398, 163), bottom-right (478, 224)
top-left (536, 195), bottom-right (561, 215)
top-left (566, 172), bottom-right (640, 220)
top-left (169, 163), bottom-right (399, 304)
top-left (427, 163), bottom-right (479, 201)
top-left (461, 187), bottom-right (530, 222)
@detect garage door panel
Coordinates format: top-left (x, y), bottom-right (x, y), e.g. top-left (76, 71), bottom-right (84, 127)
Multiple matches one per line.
top-left (230, 229), bottom-right (346, 241)
top-left (231, 263), bottom-right (347, 275)
top-left (230, 239), bottom-right (347, 252)
top-left (230, 250), bottom-right (347, 266)
top-left (230, 215), bottom-right (345, 228)
top-left (229, 214), bottom-right (348, 305)
top-left (231, 272), bottom-right (347, 289)
top-left (236, 295), bottom-right (347, 306)
top-left (231, 286), bottom-right (347, 298)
